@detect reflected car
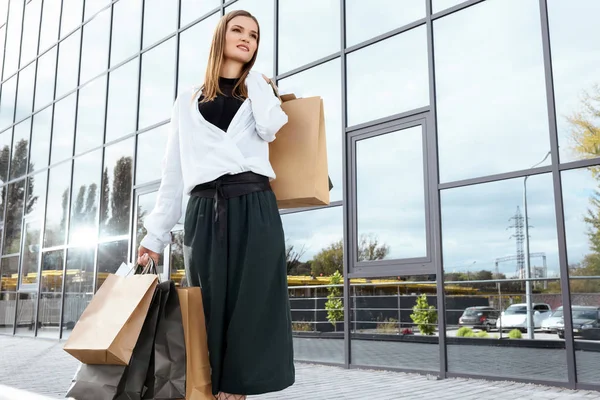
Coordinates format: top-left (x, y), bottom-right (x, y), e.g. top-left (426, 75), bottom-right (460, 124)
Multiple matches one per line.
top-left (458, 306), bottom-right (499, 331)
top-left (496, 303), bottom-right (552, 332)
top-left (556, 307), bottom-right (600, 340)
top-left (541, 306), bottom-right (564, 333)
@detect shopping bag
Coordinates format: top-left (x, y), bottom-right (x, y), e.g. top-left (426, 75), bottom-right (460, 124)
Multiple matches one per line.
top-left (178, 287), bottom-right (213, 400)
top-left (64, 273), bottom-right (159, 365)
top-left (66, 363), bottom-right (127, 400)
top-left (268, 88), bottom-right (330, 208)
top-left (143, 281), bottom-right (186, 400)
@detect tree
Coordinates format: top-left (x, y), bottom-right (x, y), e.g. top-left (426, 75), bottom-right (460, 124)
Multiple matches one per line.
top-left (108, 157), bottom-right (132, 235)
top-left (285, 243), bottom-right (306, 275)
top-left (410, 294), bottom-right (438, 335)
top-left (100, 168), bottom-right (110, 227)
top-left (568, 84), bottom-right (600, 176)
top-left (358, 234), bottom-right (390, 261)
top-left (325, 270), bottom-right (343, 331)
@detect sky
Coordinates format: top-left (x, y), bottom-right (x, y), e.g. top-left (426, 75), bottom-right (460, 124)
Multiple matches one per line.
top-left (0, 0), bottom-right (599, 281)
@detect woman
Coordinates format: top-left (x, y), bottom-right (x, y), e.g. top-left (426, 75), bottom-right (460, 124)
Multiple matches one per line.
top-left (137, 10), bottom-right (295, 400)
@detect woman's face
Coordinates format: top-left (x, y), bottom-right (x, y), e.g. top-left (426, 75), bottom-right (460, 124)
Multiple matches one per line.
top-left (224, 16), bottom-right (259, 64)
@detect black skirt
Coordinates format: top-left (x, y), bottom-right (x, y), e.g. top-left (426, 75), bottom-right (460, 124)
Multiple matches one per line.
top-left (183, 172), bottom-right (295, 396)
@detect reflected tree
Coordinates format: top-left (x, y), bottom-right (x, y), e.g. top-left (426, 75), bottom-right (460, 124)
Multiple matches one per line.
top-left (311, 235), bottom-right (389, 276)
top-left (100, 156), bottom-right (133, 236)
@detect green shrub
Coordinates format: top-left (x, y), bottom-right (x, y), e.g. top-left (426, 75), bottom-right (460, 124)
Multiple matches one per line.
top-left (292, 321), bottom-right (313, 332)
top-left (508, 329), bottom-right (522, 339)
top-left (410, 294), bottom-right (438, 335)
top-left (376, 317), bottom-right (398, 333)
top-left (475, 331), bottom-right (489, 338)
top-left (456, 327), bottom-right (473, 337)
top-left (325, 271), bottom-right (344, 331)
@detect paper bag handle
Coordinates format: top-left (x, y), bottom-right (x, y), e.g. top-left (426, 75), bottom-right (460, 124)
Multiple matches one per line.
top-left (267, 78), bottom-right (282, 102)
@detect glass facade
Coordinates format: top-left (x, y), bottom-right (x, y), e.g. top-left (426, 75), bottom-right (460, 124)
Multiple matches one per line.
top-left (0, 0), bottom-right (599, 392)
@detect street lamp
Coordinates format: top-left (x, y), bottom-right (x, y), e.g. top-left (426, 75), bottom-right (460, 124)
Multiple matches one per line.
top-left (523, 151), bottom-right (551, 340)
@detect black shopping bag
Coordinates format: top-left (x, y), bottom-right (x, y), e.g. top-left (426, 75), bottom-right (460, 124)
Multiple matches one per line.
top-left (66, 364), bottom-right (127, 400)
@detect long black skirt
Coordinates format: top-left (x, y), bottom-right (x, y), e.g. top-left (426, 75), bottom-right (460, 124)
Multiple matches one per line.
top-left (183, 173), bottom-right (295, 396)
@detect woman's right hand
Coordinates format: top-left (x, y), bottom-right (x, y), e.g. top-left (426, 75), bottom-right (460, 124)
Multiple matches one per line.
top-left (138, 246), bottom-right (160, 267)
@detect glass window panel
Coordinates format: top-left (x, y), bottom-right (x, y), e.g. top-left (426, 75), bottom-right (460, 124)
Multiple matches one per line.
top-left (0, 76), bottom-right (17, 131)
top-left (80, 8), bottom-right (110, 84)
top-left (136, 124), bottom-right (168, 184)
top-left (0, 256), bottom-right (18, 334)
top-left (3, 181), bottom-right (26, 255)
top-left (142, 0), bottom-right (177, 49)
top-left (225, 0), bottom-right (275, 77)
top-left (60, 0), bottom-right (84, 37)
top-left (39, 0), bottom-right (61, 52)
top-left (29, 106), bottom-right (52, 172)
top-left (100, 138), bottom-right (134, 239)
top-left (69, 150), bottom-right (102, 246)
top-left (56, 31), bottom-right (82, 99)
top-left (0, 26), bottom-right (5, 77)
top-left (15, 63), bottom-right (36, 120)
top-left (10, 119), bottom-right (31, 180)
top-left (0, 2), bottom-right (7, 25)
top-left (62, 246), bottom-right (95, 338)
top-left (345, 0), bottom-right (425, 47)
top-left (562, 167), bottom-right (600, 385)
top-left (434, 0), bottom-right (549, 183)
top-left (20, 0), bottom-right (42, 66)
top-left (34, 46), bottom-right (58, 111)
top-left (548, 1), bottom-right (600, 164)
top-left (0, 131), bottom-right (12, 182)
top-left (356, 126), bottom-right (426, 260)
top-left (96, 239), bottom-right (128, 290)
top-left (135, 191), bottom-right (164, 269)
top-left (278, 60), bottom-right (342, 202)
top-left (21, 171), bottom-right (47, 289)
top-left (139, 38), bottom-right (176, 129)
top-left (278, 0), bottom-right (339, 73)
top-left (170, 230), bottom-right (184, 285)
top-left (347, 26), bottom-right (428, 127)
top-left (441, 173), bottom-right (566, 381)
top-left (84, 0), bottom-right (111, 20)
top-left (177, 14), bottom-right (219, 94)
top-left (180, 0), bottom-right (219, 28)
top-left (75, 76), bottom-right (107, 155)
top-left (37, 249), bottom-right (64, 338)
top-left (44, 163), bottom-right (72, 248)
top-left (432, 0), bottom-right (466, 14)
top-left (4, 0), bottom-right (24, 77)
top-left (106, 58), bottom-right (139, 142)
top-left (50, 93), bottom-right (77, 164)
top-left (15, 292), bottom-right (37, 336)
top-left (110, 0), bottom-right (142, 68)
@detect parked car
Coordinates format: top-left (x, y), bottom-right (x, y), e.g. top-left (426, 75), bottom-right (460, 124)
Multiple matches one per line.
top-left (556, 307), bottom-right (600, 340)
top-left (496, 303), bottom-right (552, 332)
top-left (541, 306), bottom-right (564, 333)
top-left (458, 306), bottom-right (499, 331)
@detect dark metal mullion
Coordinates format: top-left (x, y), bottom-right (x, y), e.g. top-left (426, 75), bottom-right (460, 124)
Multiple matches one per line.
top-left (430, 0), bottom-right (486, 21)
top-left (272, 0), bottom-right (278, 82)
top-left (538, 0), bottom-right (576, 386)
top-left (558, 157), bottom-right (600, 172)
top-left (344, 18), bottom-right (426, 56)
top-left (276, 53), bottom-right (340, 81)
top-left (345, 106), bottom-right (430, 134)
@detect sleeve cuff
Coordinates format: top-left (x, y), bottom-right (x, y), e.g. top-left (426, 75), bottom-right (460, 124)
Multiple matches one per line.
top-left (140, 234), bottom-right (167, 254)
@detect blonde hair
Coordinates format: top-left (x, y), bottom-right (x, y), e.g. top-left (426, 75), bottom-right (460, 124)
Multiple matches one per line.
top-left (197, 10), bottom-right (260, 103)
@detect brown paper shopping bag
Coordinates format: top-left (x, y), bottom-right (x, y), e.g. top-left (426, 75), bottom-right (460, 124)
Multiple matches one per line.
top-left (178, 287), bottom-right (213, 400)
top-left (269, 93), bottom-right (330, 209)
top-left (64, 273), bottom-right (158, 365)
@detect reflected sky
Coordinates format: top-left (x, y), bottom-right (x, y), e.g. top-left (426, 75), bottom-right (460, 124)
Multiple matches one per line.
top-left (3, 0), bottom-right (23, 78)
top-left (106, 58), bottom-right (139, 142)
top-left (143, 0), bottom-right (178, 49)
top-left (181, 0), bottom-right (220, 28)
top-left (20, 0), bottom-right (42, 66)
top-left (75, 76), bottom-right (107, 155)
top-left (39, 0), bottom-right (61, 53)
top-left (34, 47), bottom-right (57, 111)
top-left (110, 0), bottom-right (141, 68)
top-left (15, 63), bottom-right (36, 121)
top-left (136, 123), bottom-right (169, 185)
top-left (80, 7), bottom-right (110, 85)
top-left (60, 0), bottom-right (83, 38)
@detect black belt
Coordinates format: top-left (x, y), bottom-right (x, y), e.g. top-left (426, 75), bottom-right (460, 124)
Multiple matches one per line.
top-left (190, 172), bottom-right (271, 238)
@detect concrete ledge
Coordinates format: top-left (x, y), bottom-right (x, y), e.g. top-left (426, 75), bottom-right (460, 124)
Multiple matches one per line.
top-left (0, 384), bottom-right (72, 400)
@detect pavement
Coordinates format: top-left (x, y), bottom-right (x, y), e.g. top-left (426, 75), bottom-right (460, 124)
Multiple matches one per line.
top-left (1, 335), bottom-right (600, 399)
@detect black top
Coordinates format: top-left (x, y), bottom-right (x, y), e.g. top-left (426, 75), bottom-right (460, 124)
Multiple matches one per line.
top-left (198, 77), bottom-right (245, 132)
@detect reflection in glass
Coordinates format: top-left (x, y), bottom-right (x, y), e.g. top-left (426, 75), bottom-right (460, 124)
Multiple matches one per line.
top-left (180, 0), bottom-right (219, 28)
top-left (44, 163), bottom-right (72, 248)
top-left (20, 0), bottom-right (42, 66)
top-left (80, 8), bottom-right (110, 84)
top-left (225, 0), bottom-right (274, 76)
top-left (85, 0), bottom-right (111, 20)
top-left (357, 127), bottom-right (426, 260)
top-left (278, 0), bottom-right (339, 73)
top-left (69, 150), bottom-right (102, 246)
top-left (56, 31), bottom-right (82, 99)
top-left (97, 240), bottom-right (129, 290)
top-left (110, 0), bottom-right (142, 67)
top-left (142, 0), bottom-right (178, 48)
top-left (135, 191), bottom-right (164, 270)
top-left (548, 1), bottom-right (600, 164)
top-left (50, 93), bottom-right (77, 164)
top-left (136, 124), bottom-right (168, 184)
top-left (432, 0), bottom-right (466, 14)
top-left (100, 138), bottom-right (134, 239)
top-left (39, 0), bottom-right (61, 52)
top-left (0, 27), bottom-right (4, 76)
top-left (10, 119), bottom-right (31, 180)
top-left (34, 47), bottom-right (58, 110)
top-left (345, 0), bottom-right (425, 47)
top-left (347, 26), bottom-right (428, 127)
top-left (0, 257), bottom-right (19, 334)
top-left (16, 63), bottom-right (36, 120)
top-left (29, 107), bottom-right (52, 172)
top-left (434, 0), bottom-right (549, 183)
top-left (3, 181), bottom-right (26, 255)
top-left (38, 250), bottom-right (64, 338)
top-left (0, 188), bottom-right (5, 252)
top-left (170, 231), bottom-right (184, 285)
top-left (106, 58), bottom-right (139, 142)
top-left (0, 131), bottom-right (12, 181)
top-left (63, 247), bottom-right (95, 338)
top-left (60, 0), bottom-right (83, 37)
top-left (21, 171), bottom-right (47, 290)
top-left (15, 292), bottom-right (37, 336)
top-left (75, 76), bottom-right (107, 155)
top-left (279, 60), bottom-right (342, 202)
top-left (3, 0), bottom-right (24, 77)
top-left (178, 14), bottom-right (219, 94)
top-left (0, 76), bottom-right (17, 131)
top-left (139, 38), bottom-right (176, 128)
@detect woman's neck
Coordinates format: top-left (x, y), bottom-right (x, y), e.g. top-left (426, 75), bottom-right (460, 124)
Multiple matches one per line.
top-left (220, 60), bottom-right (244, 79)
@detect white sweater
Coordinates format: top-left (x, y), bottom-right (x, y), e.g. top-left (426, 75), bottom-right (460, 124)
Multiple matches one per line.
top-left (139, 71), bottom-right (288, 253)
